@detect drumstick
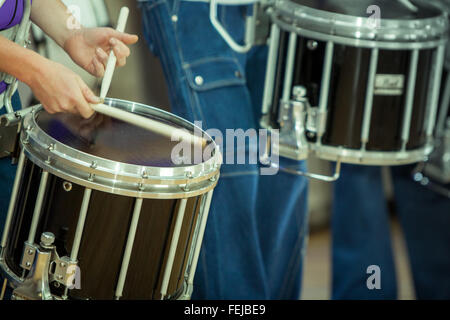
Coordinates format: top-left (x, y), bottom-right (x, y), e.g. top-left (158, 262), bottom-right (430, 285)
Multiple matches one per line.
top-left (91, 103), bottom-right (206, 147)
top-left (95, 7), bottom-right (205, 146)
top-left (100, 6), bottom-right (130, 99)
top-left (397, 0), bottom-right (418, 12)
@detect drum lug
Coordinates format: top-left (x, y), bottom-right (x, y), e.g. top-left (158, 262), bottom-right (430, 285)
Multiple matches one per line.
top-left (15, 232), bottom-right (80, 300)
top-left (12, 248), bottom-right (53, 300)
top-left (277, 86), bottom-right (310, 160)
top-left (51, 256), bottom-right (79, 289)
top-left (14, 233), bottom-right (56, 300)
top-left (20, 242), bottom-right (38, 271)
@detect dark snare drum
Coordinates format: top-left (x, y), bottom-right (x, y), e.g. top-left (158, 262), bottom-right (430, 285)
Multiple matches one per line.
top-left (261, 0), bottom-right (449, 165)
top-left (0, 99), bottom-right (221, 300)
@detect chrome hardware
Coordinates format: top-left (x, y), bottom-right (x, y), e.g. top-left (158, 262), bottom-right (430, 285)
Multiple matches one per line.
top-left (271, 159), bottom-right (342, 182)
top-left (14, 232), bottom-right (81, 299)
top-left (51, 256), bottom-right (78, 288)
top-left (62, 181), bottom-right (72, 192)
top-left (14, 232), bottom-right (56, 300)
top-left (20, 99), bottom-right (221, 199)
top-left (12, 248), bottom-right (53, 300)
top-left (20, 243), bottom-right (38, 271)
top-left (40, 232), bottom-right (55, 248)
top-left (307, 40), bottom-right (318, 50)
top-left (277, 86), bottom-right (310, 160)
top-left (265, 85), bottom-right (342, 182)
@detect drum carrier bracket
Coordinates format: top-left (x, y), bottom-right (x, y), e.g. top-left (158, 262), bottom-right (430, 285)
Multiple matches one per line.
top-left (270, 85), bottom-right (340, 182)
top-left (0, 106), bottom-right (38, 162)
top-left (14, 232), bottom-right (80, 300)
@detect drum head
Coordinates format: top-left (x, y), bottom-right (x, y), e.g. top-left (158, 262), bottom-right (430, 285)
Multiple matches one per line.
top-left (35, 104), bottom-right (212, 168)
top-left (293, 0), bottom-right (442, 20)
top-left (21, 99), bottom-right (221, 198)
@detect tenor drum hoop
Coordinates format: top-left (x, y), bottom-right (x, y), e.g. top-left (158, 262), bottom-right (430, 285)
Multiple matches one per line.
top-left (271, 0), bottom-right (449, 49)
top-left (20, 98), bottom-right (222, 199)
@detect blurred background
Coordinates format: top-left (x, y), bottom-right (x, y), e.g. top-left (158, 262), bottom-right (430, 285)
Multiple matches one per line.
top-left (17, 0), bottom-right (416, 300)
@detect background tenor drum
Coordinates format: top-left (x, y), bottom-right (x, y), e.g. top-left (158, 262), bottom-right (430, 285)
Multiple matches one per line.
top-left (261, 0), bottom-right (449, 165)
top-left (0, 98), bottom-right (221, 300)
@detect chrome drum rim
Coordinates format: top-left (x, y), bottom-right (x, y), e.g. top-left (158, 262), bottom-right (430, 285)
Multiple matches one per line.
top-left (20, 99), bottom-right (222, 199)
top-left (271, 0), bottom-right (449, 49)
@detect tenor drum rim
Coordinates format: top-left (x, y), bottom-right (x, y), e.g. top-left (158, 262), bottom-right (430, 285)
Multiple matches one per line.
top-left (271, 0), bottom-right (449, 49)
top-left (268, 127), bottom-right (433, 165)
top-left (20, 99), bottom-right (222, 199)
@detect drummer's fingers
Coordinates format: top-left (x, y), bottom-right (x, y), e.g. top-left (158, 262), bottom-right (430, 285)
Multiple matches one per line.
top-left (76, 95), bottom-right (94, 119)
top-left (92, 55), bottom-right (105, 78)
top-left (42, 103), bottom-right (57, 114)
top-left (76, 79), bottom-right (98, 119)
top-left (110, 38), bottom-right (129, 67)
top-left (95, 47), bottom-right (109, 69)
top-left (110, 30), bottom-right (138, 45)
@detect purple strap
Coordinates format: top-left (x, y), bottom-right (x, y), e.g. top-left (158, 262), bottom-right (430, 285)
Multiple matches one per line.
top-left (1, 0), bottom-right (30, 94)
top-left (0, 0), bottom-right (24, 31)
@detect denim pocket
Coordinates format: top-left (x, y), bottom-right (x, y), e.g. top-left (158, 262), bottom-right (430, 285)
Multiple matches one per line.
top-left (184, 57), bottom-right (246, 92)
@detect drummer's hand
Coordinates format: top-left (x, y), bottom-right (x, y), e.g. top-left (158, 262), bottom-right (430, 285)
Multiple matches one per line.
top-left (63, 27), bottom-right (138, 77)
top-left (28, 59), bottom-right (101, 119)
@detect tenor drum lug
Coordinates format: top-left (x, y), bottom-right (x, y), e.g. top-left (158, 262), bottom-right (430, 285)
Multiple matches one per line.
top-left (277, 85), bottom-right (310, 160)
top-left (12, 249), bottom-right (53, 300)
top-left (20, 242), bottom-right (39, 271)
top-left (13, 233), bottom-right (56, 300)
top-left (51, 256), bottom-right (79, 289)
top-left (14, 231), bottom-right (81, 300)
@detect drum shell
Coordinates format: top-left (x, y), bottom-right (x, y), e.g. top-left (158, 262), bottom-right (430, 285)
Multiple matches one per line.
top-left (269, 31), bottom-right (436, 152)
top-left (4, 158), bottom-right (203, 300)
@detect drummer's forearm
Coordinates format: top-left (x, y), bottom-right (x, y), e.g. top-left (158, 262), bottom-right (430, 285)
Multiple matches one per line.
top-left (30, 0), bottom-right (80, 48)
top-left (0, 35), bottom-right (45, 86)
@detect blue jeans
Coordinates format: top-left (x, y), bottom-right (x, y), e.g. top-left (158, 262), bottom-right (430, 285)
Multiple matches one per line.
top-left (138, 0), bottom-right (309, 299)
top-left (0, 92), bottom-right (21, 232)
top-left (332, 164), bottom-right (450, 299)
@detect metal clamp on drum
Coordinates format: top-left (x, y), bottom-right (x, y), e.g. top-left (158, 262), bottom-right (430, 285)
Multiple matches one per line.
top-left (258, 0), bottom-right (450, 181)
top-left (0, 107), bottom-right (37, 161)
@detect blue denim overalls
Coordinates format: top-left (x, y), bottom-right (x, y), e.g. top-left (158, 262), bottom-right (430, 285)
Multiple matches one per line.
top-left (138, 0), bottom-right (309, 299)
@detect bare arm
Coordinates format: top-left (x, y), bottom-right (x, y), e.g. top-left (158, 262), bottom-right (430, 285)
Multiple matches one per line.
top-left (30, 0), bottom-right (76, 48)
top-left (0, 35), bottom-right (99, 118)
top-left (30, 0), bottom-right (138, 77)
top-left (0, 35), bottom-right (42, 85)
